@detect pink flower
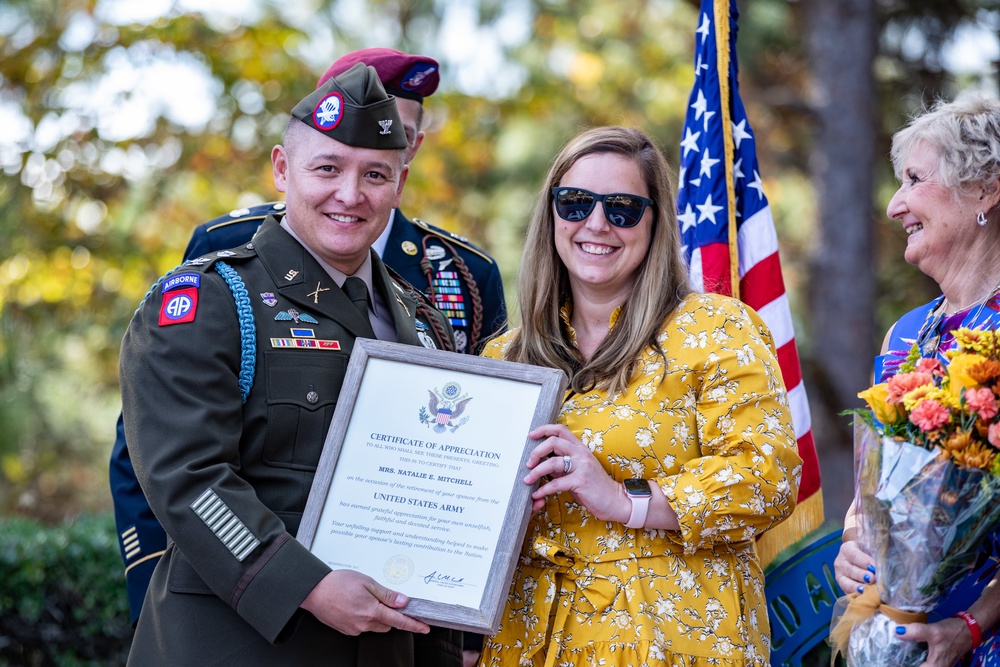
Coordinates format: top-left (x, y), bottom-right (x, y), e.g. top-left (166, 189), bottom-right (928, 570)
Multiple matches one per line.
top-left (989, 422), bottom-right (1000, 448)
top-left (887, 372), bottom-right (934, 405)
top-left (908, 399), bottom-right (951, 432)
top-left (916, 357), bottom-right (946, 377)
top-left (964, 387), bottom-right (999, 420)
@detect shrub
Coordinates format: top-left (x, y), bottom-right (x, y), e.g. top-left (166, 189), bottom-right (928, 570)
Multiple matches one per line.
top-left (0, 514), bottom-right (131, 666)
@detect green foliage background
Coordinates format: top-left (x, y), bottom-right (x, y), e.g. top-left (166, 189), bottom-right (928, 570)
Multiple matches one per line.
top-left (0, 0), bottom-right (997, 520)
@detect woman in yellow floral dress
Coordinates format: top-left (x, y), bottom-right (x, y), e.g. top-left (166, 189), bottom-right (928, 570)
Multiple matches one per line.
top-left (475, 126), bottom-right (802, 667)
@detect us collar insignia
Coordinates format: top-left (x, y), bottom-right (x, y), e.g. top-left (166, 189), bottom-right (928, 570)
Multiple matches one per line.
top-left (284, 269), bottom-right (299, 281)
top-left (275, 308), bottom-right (319, 324)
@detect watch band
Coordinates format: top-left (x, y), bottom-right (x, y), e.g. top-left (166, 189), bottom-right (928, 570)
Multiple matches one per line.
top-left (625, 489), bottom-right (650, 529)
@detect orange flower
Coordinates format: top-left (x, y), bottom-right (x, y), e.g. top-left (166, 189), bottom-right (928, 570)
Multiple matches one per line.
top-left (858, 383), bottom-right (905, 424)
top-left (942, 430), bottom-right (972, 456)
top-left (967, 359), bottom-right (1000, 385)
top-left (950, 439), bottom-right (998, 470)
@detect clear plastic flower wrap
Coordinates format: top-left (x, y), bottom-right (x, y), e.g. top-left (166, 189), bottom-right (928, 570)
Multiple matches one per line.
top-left (829, 329), bottom-right (1000, 664)
top-left (830, 418), bottom-right (1000, 666)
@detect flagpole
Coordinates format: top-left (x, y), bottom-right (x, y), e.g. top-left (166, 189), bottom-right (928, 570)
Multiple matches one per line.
top-left (714, 0), bottom-right (739, 301)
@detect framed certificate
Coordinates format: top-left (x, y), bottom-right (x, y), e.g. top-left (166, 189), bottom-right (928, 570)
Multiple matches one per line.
top-left (297, 338), bottom-right (568, 634)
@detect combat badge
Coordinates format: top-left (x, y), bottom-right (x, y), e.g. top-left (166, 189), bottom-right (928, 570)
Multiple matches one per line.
top-left (275, 308), bottom-right (319, 324)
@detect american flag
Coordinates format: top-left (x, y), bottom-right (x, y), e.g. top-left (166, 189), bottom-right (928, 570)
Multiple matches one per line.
top-left (677, 0), bottom-right (823, 566)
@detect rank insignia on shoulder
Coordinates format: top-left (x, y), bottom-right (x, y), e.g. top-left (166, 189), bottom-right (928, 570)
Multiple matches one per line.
top-left (187, 257), bottom-right (211, 266)
top-left (162, 273), bottom-right (200, 292)
top-left (216, 250), bottom-right (236, 257)
top-left (159, 288), bottom-right (198, 326)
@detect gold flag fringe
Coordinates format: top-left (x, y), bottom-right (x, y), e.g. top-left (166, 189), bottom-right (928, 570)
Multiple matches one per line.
top-left (757, 491), bottom-right (826, 570)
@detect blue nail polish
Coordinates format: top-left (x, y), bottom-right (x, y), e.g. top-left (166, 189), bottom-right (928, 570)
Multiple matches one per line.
top-left (868, 565), bottom-right (877, 574)
top-left (857, 585), bottom-right (864, 594)
top-left (864, 574), bottom-right (871, 583)
top-left (896, 626), bottom-right (906, 635)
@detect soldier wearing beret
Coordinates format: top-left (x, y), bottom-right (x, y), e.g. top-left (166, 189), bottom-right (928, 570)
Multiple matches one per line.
top-left (109, 48), bottom-right (507, 639)
top-left (120, 63), bottom-right (462, 665)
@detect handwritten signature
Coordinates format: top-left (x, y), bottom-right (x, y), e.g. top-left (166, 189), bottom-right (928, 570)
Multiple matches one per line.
top-left (423, 570), bottom-right (466, 585)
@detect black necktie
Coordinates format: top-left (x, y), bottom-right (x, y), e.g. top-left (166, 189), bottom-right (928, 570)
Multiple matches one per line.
top-left (343, 277), bottom-right (370, 319)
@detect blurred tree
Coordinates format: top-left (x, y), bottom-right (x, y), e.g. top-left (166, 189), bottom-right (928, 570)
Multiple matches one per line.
top-left (0, 0), bottom-right (701, 518)
top-left (0, 0), bottom-right (996, 524)
top-left (0, 0), bottom-right (318, 517)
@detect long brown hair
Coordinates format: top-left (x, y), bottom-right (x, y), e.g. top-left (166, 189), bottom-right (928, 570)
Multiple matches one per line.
top-left (504, 126), bottom-right (690, 394)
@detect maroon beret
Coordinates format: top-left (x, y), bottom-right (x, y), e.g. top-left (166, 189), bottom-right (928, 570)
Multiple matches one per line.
top-left (317, 48), bottom-right (440, 103)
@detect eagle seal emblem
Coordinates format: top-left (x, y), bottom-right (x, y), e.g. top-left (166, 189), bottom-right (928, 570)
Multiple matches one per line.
top-left (419, 381), bottom-right (472, 433)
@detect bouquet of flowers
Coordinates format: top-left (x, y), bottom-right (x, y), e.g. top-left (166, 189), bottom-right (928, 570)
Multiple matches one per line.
top-left (831, 327), bottom-right (1000, 666)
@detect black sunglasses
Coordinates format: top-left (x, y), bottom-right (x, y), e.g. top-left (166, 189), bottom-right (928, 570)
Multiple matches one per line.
top-left (551, 187), bottom-right (655, 228)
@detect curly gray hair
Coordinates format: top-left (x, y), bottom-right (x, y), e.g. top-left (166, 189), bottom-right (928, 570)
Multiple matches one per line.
top-left (890, 91), bottom-right (1000, 202)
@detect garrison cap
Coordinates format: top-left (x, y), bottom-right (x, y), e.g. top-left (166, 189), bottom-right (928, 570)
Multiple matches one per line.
top-left (317, 48), bottom-right (440, 103)
top-left (290, 62), bottom-right (407, 150)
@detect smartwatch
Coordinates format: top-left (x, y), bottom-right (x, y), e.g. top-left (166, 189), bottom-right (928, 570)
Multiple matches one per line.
top-left (624, 478), bottom-right (652, 529)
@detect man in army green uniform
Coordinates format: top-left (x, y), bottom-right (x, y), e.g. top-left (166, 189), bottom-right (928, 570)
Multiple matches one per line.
top-left (120, 63), bottom-right (461, 665)
top-left (110, 49), bottom-right (505, 637)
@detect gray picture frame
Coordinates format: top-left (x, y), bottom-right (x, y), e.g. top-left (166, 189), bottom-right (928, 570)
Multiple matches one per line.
top-left (297, 338), bottom-right (568, 634)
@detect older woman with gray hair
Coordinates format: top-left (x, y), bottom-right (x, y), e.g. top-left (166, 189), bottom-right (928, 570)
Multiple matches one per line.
top-left (835, 91), bottom-right (1000, 666)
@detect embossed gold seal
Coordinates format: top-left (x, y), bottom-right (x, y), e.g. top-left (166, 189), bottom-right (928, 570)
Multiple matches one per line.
top-left (383, 554), bottom-right (414, 584)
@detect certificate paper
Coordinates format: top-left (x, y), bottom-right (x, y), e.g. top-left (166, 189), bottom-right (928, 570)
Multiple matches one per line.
top-left (298, 339), bottom-right (567, 633)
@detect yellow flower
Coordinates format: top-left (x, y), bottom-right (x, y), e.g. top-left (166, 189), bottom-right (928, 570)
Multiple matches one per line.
top-left (947, 353), bottom-right (989, 398)
top-left (903, 386), bottom-right (959, 412)
top-left (953, 328), bottom-right (998, 356)
top-left (858, 383), bottom-right (904, 424)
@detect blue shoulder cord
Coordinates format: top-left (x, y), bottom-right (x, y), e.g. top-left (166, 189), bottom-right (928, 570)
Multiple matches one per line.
top-left (135, 262), bottom-right (256, 403)
top-left (214, 261), bottom-right (256, 403)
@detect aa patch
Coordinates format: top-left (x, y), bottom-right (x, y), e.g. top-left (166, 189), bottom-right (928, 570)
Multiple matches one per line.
top-left (159, 287), bottom-right (199, 326)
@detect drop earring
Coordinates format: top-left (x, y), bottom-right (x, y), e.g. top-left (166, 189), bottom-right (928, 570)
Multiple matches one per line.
top-left (978, 211), bottom-right (988, 226)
